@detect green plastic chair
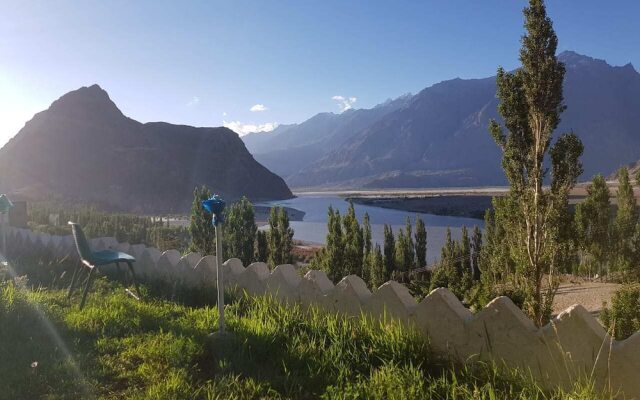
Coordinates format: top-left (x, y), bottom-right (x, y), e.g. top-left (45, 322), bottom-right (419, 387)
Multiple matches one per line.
top-left (67, 222), bottom-right (141, 309)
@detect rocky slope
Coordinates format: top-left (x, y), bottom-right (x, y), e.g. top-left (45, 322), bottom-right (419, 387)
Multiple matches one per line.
top-left (244, 51), bottom-right (640, 189)
top-left (0, 85), bottom-right (293, 212)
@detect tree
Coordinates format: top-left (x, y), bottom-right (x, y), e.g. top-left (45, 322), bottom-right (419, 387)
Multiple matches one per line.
top-left (431, 228), bottom-right (472, 299)
top-left (405, 217), bottom-right (415, 269)
top-left (267, 206), bottom-right (294, 267)
top-left (327, 207), bottom-right (345, 281)
top-left (383, 224), bottom-right (395, 281)
top-left (363, 213), bottom-right (372, 255)
top-left (574, 175), bottom-right (611, 278)
top-left (415, 216), bottom-right (427, 269)
top-left (311, 206), bottom-right (344, 282)
top-left (255, 230), bottom-right (269, 262)
top-left (343, 201), bottom-right (364, 277)
top-left (225, 197), bottom-right (257, 266)
top-left (461, 226), bottom-right (471, 276)
top-left (433, 228), bottom-right (456, 291)
top-left (613, 167), bottom-right (638, 275)
top-left (395, 228), bottom-right (410, 274)
top-left (441, 228), bottom-right (455, 266)
top-left (471, 225), bottom-right (482, 281)
top-left (188, 185), bottom-right (215, 255)
top-left (487, 0), bottom-right (583, 326)
top-left (362, 212), bottom-right (373, 284)
top-left (368, 244), bottom-right (385, 289)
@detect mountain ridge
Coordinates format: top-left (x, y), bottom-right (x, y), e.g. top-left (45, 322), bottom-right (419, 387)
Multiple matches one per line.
top-left (242, 51), bottom-right (640, 189)
top-left (0, 85), bottom-right (293, 212)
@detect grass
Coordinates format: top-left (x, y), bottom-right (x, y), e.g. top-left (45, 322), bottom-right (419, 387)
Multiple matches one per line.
top-left (0, 260), bottom-right (617, 399)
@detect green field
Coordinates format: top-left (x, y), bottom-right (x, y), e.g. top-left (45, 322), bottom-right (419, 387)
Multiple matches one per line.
top-left (0, 263), bottom-right (612, 400)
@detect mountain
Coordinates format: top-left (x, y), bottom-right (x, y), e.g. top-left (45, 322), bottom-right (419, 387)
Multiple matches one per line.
top-left (244, 51), bottom-right (640, 189)
top-left (242, 94), bottom-right (413, 179)
top-left (0, 85), bottom-right (293, 212)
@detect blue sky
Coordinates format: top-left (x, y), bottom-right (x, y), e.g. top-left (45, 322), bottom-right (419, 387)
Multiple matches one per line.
top-left (0, 0), bottom-right (638, 145)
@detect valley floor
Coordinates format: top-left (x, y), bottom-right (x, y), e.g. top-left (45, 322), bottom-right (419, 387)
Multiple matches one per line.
top-left (553, 281), bottom-right (620, 316)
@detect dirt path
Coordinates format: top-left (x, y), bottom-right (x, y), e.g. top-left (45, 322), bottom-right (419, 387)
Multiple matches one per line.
top-left (552, 282), bottom-right (621, 317)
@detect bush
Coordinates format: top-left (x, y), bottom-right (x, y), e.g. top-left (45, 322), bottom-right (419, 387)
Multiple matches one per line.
top-left (600, 284), bottom-right (640, 340)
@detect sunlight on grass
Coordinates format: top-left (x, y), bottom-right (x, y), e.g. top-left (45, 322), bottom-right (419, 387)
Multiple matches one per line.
top-left (0, 275), bottom-right (616, 400)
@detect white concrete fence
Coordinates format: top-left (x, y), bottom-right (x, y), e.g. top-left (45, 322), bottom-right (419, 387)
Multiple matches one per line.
top-left (5, 226), bottom-right (640, 399)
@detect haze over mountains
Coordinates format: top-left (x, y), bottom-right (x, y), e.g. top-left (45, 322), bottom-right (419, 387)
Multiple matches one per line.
top-left (0, 85), bottom-right (292, 212)
top-left (243, 51), bottom-right (640, 189)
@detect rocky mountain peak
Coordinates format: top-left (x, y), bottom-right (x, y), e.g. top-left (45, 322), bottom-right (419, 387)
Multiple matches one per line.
top-left (47, 84), bottom-right (125, 122)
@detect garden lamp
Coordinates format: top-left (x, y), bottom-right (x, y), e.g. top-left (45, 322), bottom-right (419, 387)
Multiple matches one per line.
top-left (0, 194), bottom-right (14, 261)
top-left (201, 194), bottom-right (226, 333)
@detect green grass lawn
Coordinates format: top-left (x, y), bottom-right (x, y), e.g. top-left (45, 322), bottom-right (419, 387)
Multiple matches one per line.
top-left (0, 266), bottom-right (613, 400)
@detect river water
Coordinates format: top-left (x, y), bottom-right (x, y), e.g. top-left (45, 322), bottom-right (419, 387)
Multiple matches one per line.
top-left (257, 194), bottom-right (484, 265)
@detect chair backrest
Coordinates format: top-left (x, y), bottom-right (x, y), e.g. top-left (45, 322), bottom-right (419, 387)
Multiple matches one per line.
top-left (68, 222), bottom-right (94, 264)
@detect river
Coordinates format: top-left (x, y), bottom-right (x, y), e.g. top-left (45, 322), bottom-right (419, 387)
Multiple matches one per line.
top-left (257, 194), bottom-right (484, 264)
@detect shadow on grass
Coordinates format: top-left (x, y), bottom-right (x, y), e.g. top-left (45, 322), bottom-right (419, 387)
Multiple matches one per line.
top-left (1, 256), bottom-right (616, 400)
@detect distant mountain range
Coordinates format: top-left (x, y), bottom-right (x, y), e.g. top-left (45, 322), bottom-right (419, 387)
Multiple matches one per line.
top-left (243, 51), bottom-right (640, 189)
top-left (0, 85), bottom-right (292, 213)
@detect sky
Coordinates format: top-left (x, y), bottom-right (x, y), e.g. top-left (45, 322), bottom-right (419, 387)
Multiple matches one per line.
top-left (0, 0), bottom-right (638, 146)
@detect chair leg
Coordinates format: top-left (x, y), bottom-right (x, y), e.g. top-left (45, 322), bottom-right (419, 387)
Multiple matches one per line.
top-left (79, 268), bottom-right (96, 310)
top-left (67, 263), bottom-right (81, 299)
top-left (115, 262), bottom-right (122, 280)
top-left (127, 261), bottom-right (142, 300)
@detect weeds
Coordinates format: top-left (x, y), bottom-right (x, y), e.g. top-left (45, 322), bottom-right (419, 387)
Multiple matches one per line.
top-left (0, 262), bottom-right (616, 399)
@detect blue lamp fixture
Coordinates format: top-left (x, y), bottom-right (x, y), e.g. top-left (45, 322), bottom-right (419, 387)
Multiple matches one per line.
top-left (201, 194), bottom-right (225, 225)
top-left (201, 194), bottom-right (227, 334)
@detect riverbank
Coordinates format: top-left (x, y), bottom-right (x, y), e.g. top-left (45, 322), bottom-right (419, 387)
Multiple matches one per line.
top-left (255, 205), bottom-right (305, 224)
top-left (349, 195), bottom-right (492, 220)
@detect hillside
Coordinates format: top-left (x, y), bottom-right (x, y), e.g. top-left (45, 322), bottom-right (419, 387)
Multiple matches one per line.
top-left (0, 85), bottom-right (293, 212)
top-left (242, 94), bottom-right (412, 179)
top-left (244, 51), bottom-right (640, 189)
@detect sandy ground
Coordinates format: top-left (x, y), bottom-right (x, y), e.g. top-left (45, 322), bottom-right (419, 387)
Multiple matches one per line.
top-left (552, 281), bottom-right (621, 316)
top-left (294, 187), bottom-right (510, 198)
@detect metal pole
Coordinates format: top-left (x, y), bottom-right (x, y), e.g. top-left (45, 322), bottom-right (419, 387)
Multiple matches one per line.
top-left (215, 223), bottom-right (225, 332)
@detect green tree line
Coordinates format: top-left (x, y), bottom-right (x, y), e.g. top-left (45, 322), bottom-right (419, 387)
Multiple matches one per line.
top-left (188, 186), bottom-right (293, 266)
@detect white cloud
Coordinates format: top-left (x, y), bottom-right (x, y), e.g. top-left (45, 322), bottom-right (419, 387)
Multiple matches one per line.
top-left (223, 120), bottom-right (278, 136)
top-left (250, 104), bottom-right (268, 112)
top-left (222, 111), bottom-right (227, 117)
top-left (186, 96), bottom-right (200, 107)
top-left (331, 95), bottom-right (357, 112)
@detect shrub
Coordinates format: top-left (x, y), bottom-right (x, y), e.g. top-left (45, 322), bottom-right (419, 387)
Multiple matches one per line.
top-left (600, 284), bottom-right (640, 340)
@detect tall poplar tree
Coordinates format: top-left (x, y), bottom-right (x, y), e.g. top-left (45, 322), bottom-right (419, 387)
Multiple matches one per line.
top-left (362, 212), bottom-right (373, 283)
top-left (225, 196), bottom-right (257, 266)
top-left (471, 225), bottom-right (483, 280)
top-left (574, 175), bottom-right (611, 277)
top-left (343, 201), bottom-right (364, 277)
top-left (415, 216), bottom-right (427, 268)
top-left (395, 228), bottom-right (408, 273)
top-left (404, 217), bottom-right (415, 270)
top-left (316, 206), bottom-right (345, 282)
top-left (267, 206), bottom-right (294, 267)
top-left (188, 185), bottom-right (215, 255)
top-left (369, 244), bottom-right (385, 289)
top-left (383, 224), bottom-right (395, 280)
top-left (255, 230), bottom-right (269, 262)
top-left (613, 167), bottom-right (638, 274)
top-left (461, 226), bottom-right (471, 275)
top-left (488, 0), bottom-right (583, 325)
